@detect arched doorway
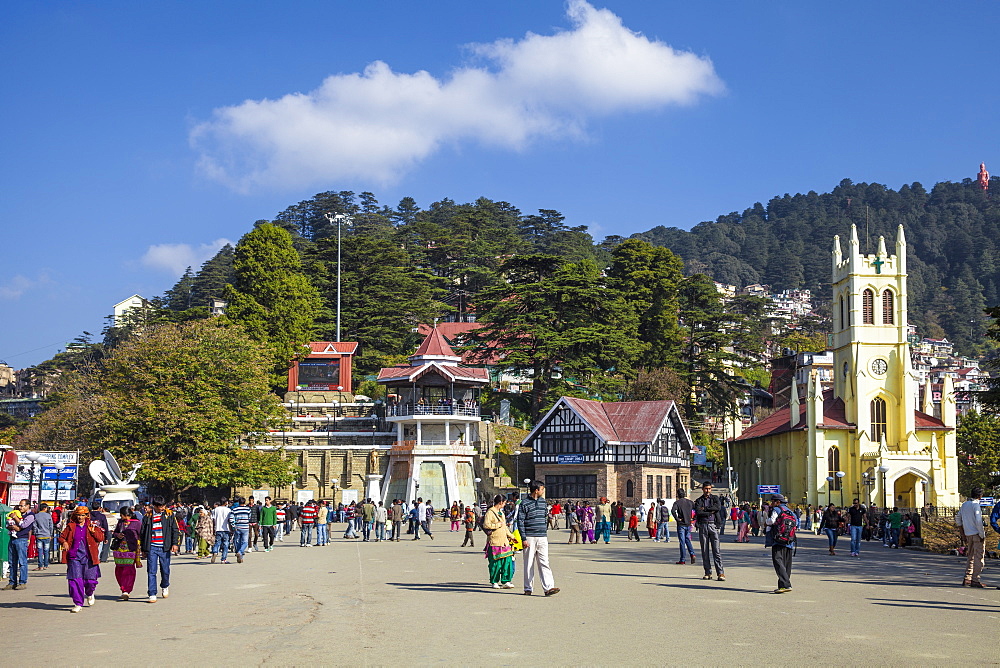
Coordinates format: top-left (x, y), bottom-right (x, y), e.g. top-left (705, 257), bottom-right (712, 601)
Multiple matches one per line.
top-left (893, 472), bottom-right (921, 509)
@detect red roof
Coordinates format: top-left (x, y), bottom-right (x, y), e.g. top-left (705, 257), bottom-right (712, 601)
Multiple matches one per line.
top-left (376, 361), bottom-right (488, 384)
top-left (304, 341), bottom-right (358, 355)
top-left (735, 391), bottom-right (951, 441)
top-left (563, 397), bottom-right (679, 444)
top-left (735, 391), bottom-right (853, 441)
top-left (416, 322), bottom-right (480, 338)
top-left (413, 327), bottom-right (458, 358)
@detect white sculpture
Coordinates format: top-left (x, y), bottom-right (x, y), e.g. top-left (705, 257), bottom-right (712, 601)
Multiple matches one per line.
top-left (88, 450), bottom-right (141, 512)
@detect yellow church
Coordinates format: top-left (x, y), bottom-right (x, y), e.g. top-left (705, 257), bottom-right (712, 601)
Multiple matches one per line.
top-left (732, 225), bottom-right (960, 509)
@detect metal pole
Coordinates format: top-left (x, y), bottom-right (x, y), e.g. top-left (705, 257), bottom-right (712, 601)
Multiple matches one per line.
top-left (337, 214), bottom-right (342, 342)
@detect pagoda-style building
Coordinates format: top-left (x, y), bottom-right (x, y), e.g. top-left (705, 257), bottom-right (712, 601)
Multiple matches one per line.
top-left (377, 327), bottom-right (490, 506)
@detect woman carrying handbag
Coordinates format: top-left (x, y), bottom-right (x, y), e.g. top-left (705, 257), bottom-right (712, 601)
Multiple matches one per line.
top-left (111, 506), bottom-right (142, 601)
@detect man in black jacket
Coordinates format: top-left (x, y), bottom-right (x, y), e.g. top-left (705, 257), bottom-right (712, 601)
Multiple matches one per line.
top-left (141, 496), bottom-right (181, 603)
top-left (671, 489), bottom-right (696, 565)
top-left (693, 483), bottom-right (725, 581)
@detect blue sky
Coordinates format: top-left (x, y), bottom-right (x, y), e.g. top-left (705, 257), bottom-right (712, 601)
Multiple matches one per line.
top-left (3, 1), bottom-right (998, 368)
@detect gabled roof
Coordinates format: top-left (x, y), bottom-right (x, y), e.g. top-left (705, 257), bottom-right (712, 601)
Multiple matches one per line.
top-left (734, 391), bottom-right (853, 441)
top-left (525, 396), bottom-right (692, 448)
top-left (376, 361), bottom-right (488, 384)
top-left (304, 341), bottom-right (358, 356)
top-left (734, 390), bottom-right (952, 441)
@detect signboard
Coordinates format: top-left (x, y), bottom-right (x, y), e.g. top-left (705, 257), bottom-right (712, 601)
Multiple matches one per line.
top-left (758, 485), bottom-right (781, 495)
top-left (14, 451), bottom-right (78, 484)
top-left (340, 489), bottom-right (359, 504)
top-left (295, 490), bottom-right (314, 503)
top-left (557, 454), bottom-right (584, 464)
top-left (692, 445), bottom-right (707, 466)
top-left (38, 465), bottom-right (78, 501)
top-left (251, 489), bottom-right (270, 502)
top-left (0, 450), bottom-right (17, 484)
top-left (296, 358), bottom-right (341, 391)
top-left (980, 497), bottom-right (995, 507)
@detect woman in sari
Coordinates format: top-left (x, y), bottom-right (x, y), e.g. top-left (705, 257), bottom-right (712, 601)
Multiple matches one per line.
top-left (646, 504), bottom-right (658, 539)
top-left (195, 505), bottom-right (215, 558)
top-left (735, 504), bottom-right (751, 543)
top-left (482, 495), bottom-right (515, 589)
top-left (58, 505), bottom-right (105, 613)
top-left (595, 497), bottom-right (612, 544)
top-left (111, 506), bottom-right (141, 600)
top-left (580, 501), bottom-right (596, 544)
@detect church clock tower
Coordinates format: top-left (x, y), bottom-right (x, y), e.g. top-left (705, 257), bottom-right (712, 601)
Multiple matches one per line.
top-left (831, 224), bottom-right (916, 451)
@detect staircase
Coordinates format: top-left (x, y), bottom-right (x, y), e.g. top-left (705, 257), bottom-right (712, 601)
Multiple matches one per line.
top-left (472, 447), bottom-right (513, 499)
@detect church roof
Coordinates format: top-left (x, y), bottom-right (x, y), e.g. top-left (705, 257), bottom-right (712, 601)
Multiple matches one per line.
top-left (734, 390), bottom-right (952, 441)
top-left (734, 391), bottom-right (852, 441)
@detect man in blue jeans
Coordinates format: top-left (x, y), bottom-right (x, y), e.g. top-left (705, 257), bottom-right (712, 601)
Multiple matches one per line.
top-left (140, 496), bottom-right (180, 603)
top-left (33, 503), bottom-right (54, 571)
top-left (229, 498), bottom-right (251, 563)
top-left (211, 500), bottom-right (232, 564)
top-left (655, 499), bottom-right (671, 542)
top-left (4, 499), bottom-right (33, 590)
top-left (846, 498), bottom-right (867, 557)
top-left (671, 489), bottom-right (696, 565)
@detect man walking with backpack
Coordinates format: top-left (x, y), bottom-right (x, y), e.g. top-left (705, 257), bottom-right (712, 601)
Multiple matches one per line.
top-left (766, 494), bottom-right (796, 594)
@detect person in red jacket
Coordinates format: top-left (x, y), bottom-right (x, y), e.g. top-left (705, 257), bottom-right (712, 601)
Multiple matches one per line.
top-left (59, 505), bottom-right (106, 612)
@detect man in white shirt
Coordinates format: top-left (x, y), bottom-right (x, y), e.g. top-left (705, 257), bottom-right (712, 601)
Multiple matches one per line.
top-left (211, 500), bottom-right (233, 564)
top-left (956, 487), bottom-right (986, 588)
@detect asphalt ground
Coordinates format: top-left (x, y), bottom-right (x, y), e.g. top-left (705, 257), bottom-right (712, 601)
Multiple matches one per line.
top-left (2, 523), bottom-right (997, 666)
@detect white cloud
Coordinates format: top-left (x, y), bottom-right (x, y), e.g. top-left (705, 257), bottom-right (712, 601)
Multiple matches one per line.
top-left (0, 273), bottom-right (51, 300)
top-left (190, 0), bottom-right (723, 192)
top-left (141, 238), bottom-right (232, 277)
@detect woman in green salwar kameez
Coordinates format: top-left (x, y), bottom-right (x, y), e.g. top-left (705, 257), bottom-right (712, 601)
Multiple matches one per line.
top-left (482, 495), bottom-right (515, 589)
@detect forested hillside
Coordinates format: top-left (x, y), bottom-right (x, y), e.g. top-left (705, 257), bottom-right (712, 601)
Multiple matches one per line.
top-left (166, 177), bottom-right (999, 368)
top-left (632, 178), bottom-right (1000, 356)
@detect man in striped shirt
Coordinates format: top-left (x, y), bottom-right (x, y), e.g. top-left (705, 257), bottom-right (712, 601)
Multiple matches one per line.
top-left (230, 498), bottom-right (251, 563)
top-left (140, 496), bottom-right (179, 603)
top-left (299, 500), bottom-right (318, 547)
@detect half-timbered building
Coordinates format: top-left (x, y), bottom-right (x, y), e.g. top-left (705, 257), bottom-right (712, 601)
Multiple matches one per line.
top-left (524, 397), bottom-right (693, 505)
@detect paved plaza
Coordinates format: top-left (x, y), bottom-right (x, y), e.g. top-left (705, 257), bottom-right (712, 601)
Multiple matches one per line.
top-left (3, 525), bottom-right (996, 665)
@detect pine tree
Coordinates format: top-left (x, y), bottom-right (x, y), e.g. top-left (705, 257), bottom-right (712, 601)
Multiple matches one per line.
top-left (224, 224), bottom-right (321, 389)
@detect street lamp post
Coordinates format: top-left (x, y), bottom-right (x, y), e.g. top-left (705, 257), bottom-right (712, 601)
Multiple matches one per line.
top-left (24, 452), bottom-right (45, 505)
top-left (473, 477), bottom-right (482, 505)
top-left (754, 458), bottom-right (762, 504)
top-left (877, 465), bottom-right (890, 509)
top-left (523, 478), bottom-right (531, 501)
top-left (514, 450), bottom-right (521, 497)
top-left (826, 476), bottom-right (834, 507)
top-left (836, 471), bottom-right (846, 508)
top-left (52, 461), bottom-right (65, 563)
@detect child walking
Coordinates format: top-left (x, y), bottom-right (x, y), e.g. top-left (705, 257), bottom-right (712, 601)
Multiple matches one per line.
top-left (628, 510), bottom-right (641, 541)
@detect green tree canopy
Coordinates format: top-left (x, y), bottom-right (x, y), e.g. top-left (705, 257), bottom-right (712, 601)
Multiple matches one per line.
top-left (17, 320), bottom-right (294, 500)
top-left (956, 410), bottom-right (1000, 496)
top-left (224, 224), bottom-right (321, 388)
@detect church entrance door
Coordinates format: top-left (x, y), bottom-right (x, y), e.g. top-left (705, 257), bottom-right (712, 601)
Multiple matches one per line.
top-left (893, 472), bottom-right (919, 509)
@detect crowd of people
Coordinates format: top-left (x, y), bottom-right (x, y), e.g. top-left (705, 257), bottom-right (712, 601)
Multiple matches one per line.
top-left (6, 481), bottom-right (1000, 612)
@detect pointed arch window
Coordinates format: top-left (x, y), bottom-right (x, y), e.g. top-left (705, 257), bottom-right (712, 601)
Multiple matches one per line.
top-left (862, 289), bottom-right (874, 324)
top-left (827, 447), bottom-right (842, 490)
top-left (625, 479), bottom-right (635, 498)
top-left (871, 397), bottom-right (887, 444)
top-left (882, 289), bottom-right (894, 325)
top-left (838, 296), bottom-right (845, 330)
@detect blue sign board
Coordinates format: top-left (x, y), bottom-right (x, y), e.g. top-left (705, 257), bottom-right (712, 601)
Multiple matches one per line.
top-left (758, 485), bottom-right (781, 495)
top-left (557, 454), bottom-right (585, 464)
top-left (980, 497), bottom-right (996, 507)
top-left (692, 445), bottom-right (707, 466)
top-left (41, 465), bottom-right (78, 481)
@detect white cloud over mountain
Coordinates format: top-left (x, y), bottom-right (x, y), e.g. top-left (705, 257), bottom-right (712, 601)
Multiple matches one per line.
top-left (190, 1), bottom-right (723, 192)
top-left (141, 238), bottom-right (232, 277)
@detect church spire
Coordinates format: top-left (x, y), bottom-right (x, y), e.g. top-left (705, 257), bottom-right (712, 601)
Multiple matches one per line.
top-left (832, 234), bottom-right (842, 272)
top-left (895, 224), bottom-right (906, 273)
top-left (876, 235), bottom-right (887, 258)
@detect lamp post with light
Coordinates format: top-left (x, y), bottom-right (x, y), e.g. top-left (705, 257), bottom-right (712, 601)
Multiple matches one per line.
top-left (836, 471), bottom-right (846, 508)
top-left (523, 478), bottom-right (531, 501)
top-left (24, 452), bottom-right (46, 505)
top-left (754, 458), bottom-right (762, 503)
top-left (878, 465), bottom-right (890, 508)
top-left (474, 477), bottom-right (482, 505)
top-left (514, 450), bottom-right (521, 497)
top-left (826, 476), bottom-right (834, 507)
top-left (52, 461), bottom-right (66, 563)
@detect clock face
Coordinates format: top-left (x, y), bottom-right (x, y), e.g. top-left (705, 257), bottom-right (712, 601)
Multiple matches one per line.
top-left (871, 358), bottom-right (888, 376)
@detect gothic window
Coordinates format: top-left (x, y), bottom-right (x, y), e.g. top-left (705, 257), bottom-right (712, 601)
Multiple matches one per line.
top-left (838, 296), bottom-right (844, 330)
top-left (626, 479), bottom-right (635, 498)
top-left (871, 397), bottom-right (887, 444)
top-left (882, 289), bottom-right (894, 325)
top-left (862, 289), bottom-right (874, 324)
top-left (827, 447), bottom-right (842, 491)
